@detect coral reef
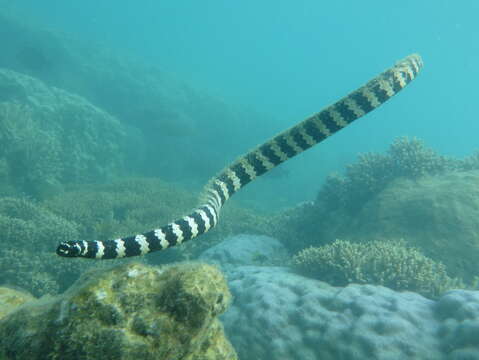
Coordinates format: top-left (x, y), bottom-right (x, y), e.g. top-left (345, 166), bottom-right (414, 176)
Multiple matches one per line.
top-left (269, 137), bottom-right (460, 253)
top-left (221, 265), bottom-right (479, 360)
top-left (292, 239), bottom-right (459, 299)
top-left (0, 68), bottom-right (127, 198)
top-left (0, 176), bottom-right (267, 296)
top-left (270, 139), bottom-right (479, 287)
top-left (387, 137), bottom-right (457, 177)
top-left (265, 201), bottom-right (319, 253)
top-left (0, 10), bottom-right (286, 202)
top-left (43, 177), bottom-right (269, 263)
top-left (461, 150), bottom-right (479, 170)
top-left (317, 137), bottom-right (457, 213)
top-left (42, 178), bottom-right (197, 241)
top-left (200, 203), bottom-right (271, 257)
top-left (0, 262), bottom-right (236, 360)
top-left (199, 234), bottom-right (289, 271)
top-left (0, 197), bottom-right (113, 297)
top-left (344, 170), bottom-right (479, 283)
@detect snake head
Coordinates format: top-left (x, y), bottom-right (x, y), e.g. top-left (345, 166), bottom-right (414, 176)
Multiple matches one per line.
top-left (56, 241), bottom-right (82, 257)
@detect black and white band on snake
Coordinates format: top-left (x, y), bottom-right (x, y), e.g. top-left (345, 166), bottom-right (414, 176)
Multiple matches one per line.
top-left (56, 54), bottom-right (423, 259)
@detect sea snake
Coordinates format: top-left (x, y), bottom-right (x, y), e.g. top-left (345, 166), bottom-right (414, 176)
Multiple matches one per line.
top-left (56, 54), bottom-right (423, 259)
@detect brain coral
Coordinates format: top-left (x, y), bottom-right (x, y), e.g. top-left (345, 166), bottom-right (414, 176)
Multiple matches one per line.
top-left (221, 266), bottom-right (479, 360)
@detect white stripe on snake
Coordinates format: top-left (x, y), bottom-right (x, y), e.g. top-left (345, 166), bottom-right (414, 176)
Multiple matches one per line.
top-left (56, 54), bottom-right (423, 259)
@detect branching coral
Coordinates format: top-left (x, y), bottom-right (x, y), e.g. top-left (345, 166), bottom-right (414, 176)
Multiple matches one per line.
top-left (460, 150), bottom-right (479, 171)
top-left (317, 137), bottom-right (460, 213)
top-left (388, 137), bottom-right (457, 178)
top-left (292, 239), bottom-right (462, 299)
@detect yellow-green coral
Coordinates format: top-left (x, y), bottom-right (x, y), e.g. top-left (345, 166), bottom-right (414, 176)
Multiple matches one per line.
top-left (292, 239), bottom-right (461, 299)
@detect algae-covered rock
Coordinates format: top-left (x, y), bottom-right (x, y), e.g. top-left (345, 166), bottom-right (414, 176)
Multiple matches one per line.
top-left (0, 286), bottom-right (34, 320)
top-left (0, 262), bottom-right (236, 360)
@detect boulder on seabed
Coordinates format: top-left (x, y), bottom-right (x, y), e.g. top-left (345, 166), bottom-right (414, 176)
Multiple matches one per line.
top-left (0, 262), bottom-right (237, 360)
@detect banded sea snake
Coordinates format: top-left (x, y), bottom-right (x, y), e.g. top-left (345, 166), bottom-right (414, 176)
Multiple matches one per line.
top-left (57, 54), bottom-right (423, 259)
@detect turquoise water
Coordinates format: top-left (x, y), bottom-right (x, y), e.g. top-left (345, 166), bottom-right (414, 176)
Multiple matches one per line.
top-left (2, 2), bottom-right (479, 358)
top-left (4, 0), bottom-right (478, 208)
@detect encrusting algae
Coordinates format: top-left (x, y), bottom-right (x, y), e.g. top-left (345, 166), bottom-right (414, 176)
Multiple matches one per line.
top-left (0, 262), bottom-right (237, 360)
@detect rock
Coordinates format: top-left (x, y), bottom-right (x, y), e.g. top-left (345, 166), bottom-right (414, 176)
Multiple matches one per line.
top-left (0, 286), bottom-right (35, 320)
top-left (222, 266), bottom-right (479, 360)
top-left (0, 262), bottom-right (236, 360)
top-left (198, 234), bottom-right (289, 271)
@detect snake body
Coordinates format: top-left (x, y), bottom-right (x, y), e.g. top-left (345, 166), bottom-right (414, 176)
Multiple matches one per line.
top-left (57, 54), bottom-right (423, 259)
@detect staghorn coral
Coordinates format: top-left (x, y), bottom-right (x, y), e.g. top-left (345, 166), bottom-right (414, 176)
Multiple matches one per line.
top-left (292, 239), bottom-right (461, 299)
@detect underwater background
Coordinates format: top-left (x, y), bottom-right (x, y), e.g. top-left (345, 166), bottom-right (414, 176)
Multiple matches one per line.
top-left (1, 1), bottom-right (479, 359)
top-left (2, 0), bottom-right (478, 209)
